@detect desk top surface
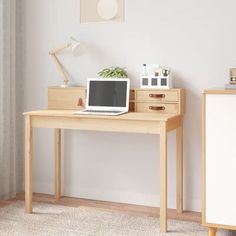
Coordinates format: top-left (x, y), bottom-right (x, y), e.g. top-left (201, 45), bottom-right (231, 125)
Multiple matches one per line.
top-left (23, 110), bottom-right (180, 122)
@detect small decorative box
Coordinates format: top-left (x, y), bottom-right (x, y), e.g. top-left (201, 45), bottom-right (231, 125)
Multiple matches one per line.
top-left (141, 65), bottom-right (172, 89)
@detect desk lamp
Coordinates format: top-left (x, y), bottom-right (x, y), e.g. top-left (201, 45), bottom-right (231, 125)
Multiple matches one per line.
top-left (49, 37), bottom-right (81, 87)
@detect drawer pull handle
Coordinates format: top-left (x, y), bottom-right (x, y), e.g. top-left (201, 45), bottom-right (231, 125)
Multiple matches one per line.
top-left (149, 94), bottom-right (165, 98)
top-left (77, 98), bottom-right (83, 106)
top-left (149, 106), bottom-right (165, 111)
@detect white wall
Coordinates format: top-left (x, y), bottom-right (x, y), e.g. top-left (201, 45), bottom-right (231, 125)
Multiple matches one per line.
top-left (24, 0), bottom-right (236, 212)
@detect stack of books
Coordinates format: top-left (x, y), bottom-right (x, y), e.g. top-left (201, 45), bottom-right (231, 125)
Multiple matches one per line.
top-left (225, 83), bottom-right (236, 89)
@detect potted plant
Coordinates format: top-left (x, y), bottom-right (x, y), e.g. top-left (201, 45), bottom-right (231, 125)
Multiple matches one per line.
top-left (98, 66), bottom-right (128, 78)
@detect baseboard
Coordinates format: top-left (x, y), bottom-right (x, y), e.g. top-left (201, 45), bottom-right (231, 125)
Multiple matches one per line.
top-left (33, 182), bottom-right (201, 212)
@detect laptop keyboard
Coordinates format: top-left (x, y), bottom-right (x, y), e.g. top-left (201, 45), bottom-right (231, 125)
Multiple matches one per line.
top-left (84, 110), bottom-right (122, 113)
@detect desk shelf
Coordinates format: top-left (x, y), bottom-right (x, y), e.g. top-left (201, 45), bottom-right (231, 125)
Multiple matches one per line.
top-left (48, 87), bottom-right (185, 115)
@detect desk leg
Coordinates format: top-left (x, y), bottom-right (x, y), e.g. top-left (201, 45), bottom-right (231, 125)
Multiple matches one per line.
top-left (160, 122), bottom-right (167, 233)
top-left (25, 115), bottom-right (33, 213)
top-left (176, 121), bottom-right (183, 214)
top-left (209, 227), bottom-right (217, 236)
top-left (55, 129), bottom-right (61, 199)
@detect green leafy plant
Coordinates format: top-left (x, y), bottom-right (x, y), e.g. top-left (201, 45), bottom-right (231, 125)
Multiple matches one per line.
top-left (98, 67), bottom-right (128, 78)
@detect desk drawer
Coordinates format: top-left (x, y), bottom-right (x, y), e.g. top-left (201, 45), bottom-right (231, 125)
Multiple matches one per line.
top-left (48, 87), bottom-right (86, 110)
top-left (136, 90), bottom-right (179, 102)
top-left (136, 102), bottom-right (178, 114)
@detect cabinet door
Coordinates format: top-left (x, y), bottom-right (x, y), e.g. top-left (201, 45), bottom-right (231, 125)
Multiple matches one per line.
top-left (48, 88), bottom-right (86, 110)
top-left (205, 94), bottom-right (236, 226)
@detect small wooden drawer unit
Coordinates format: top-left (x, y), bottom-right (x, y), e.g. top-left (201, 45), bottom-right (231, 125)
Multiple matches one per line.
top-left (135, 88), bottom-right (185, 115)
top-left (48, 87), bottom-right (185, 115)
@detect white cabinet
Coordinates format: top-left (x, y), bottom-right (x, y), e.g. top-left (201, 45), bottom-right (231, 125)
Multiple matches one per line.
top-left (203, 90), bottom-right (236, 236)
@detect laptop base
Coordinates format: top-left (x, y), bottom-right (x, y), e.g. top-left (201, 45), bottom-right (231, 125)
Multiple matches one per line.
top-left (73, 110), bottom-right (127, 116)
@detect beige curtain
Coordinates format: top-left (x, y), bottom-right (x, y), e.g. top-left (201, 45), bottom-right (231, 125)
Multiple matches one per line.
top-left (0, 0), bottom-right (24, 200)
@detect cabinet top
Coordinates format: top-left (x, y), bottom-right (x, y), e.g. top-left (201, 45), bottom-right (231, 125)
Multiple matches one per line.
top-left (203, 89), bottom-right (236, 94)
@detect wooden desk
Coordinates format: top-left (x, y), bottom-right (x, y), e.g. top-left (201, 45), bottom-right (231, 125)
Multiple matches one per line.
top-left (23, 110), bottom-right (184, 233)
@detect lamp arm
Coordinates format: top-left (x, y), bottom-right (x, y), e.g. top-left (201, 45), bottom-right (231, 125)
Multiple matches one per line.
top-left (50, 53), bottom-right (69, 85)
top-left (49, 43), bottom-right (72, 55)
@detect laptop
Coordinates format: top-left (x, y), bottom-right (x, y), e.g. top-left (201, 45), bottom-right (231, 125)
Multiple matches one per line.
top-left (74, 78), bottom-right (130, 116)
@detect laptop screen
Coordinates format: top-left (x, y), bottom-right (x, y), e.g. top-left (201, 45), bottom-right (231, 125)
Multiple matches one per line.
top-left (88, 80), bottom-right (128, 107)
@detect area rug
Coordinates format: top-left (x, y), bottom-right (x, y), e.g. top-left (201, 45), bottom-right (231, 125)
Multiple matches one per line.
top-left (0, 201), bottom-right (234, 236)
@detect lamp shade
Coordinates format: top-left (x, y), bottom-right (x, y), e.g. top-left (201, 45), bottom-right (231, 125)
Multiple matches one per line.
top-left (97, 0), bottom-right (118, 20)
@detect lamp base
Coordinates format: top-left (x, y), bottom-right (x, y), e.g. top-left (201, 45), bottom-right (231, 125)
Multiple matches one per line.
top-left (60, 80), bottom-right (69, 88)
top-left (60, 84), bottom-right (69, 88)
top-left (60, 83), bottom-right (78, 88)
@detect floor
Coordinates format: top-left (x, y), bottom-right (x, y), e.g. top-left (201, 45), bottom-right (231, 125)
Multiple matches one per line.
top-left (0, 192), bottom-right (201, 223)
